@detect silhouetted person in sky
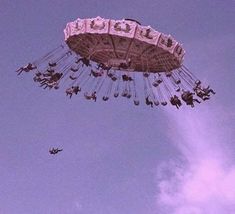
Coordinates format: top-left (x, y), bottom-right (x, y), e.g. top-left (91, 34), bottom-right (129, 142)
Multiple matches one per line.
top-left (181, 90), bottom-right (200, 107)
top-left (145, 96), bottom-right (153, 107)
top-left (76, 57), bottom-right (91, 67)
top-left (170, 95), bottom-right (182, 109)
top-left (16, 63), bottom-right (37, 75)
top-left (49, 148), bottom-right (63, 155)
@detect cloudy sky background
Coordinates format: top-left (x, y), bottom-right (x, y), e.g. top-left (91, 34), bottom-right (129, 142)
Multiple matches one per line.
top-left (0, 1), bottom-right (234, 214)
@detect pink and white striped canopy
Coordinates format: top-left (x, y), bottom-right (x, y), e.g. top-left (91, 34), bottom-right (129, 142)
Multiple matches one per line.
top-left (64, 17), bottom-right (185, 73)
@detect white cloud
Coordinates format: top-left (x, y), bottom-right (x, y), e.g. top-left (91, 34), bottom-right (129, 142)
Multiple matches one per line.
top-left (156, 106), bottom-right (235, 214)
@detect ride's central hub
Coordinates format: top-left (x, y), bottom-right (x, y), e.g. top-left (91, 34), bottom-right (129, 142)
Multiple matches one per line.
top-left (64, 16), bottom-right (185, 73)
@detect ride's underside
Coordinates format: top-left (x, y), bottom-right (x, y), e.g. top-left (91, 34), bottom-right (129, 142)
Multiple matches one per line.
top-left (16, 17), bottom-right (215, 108)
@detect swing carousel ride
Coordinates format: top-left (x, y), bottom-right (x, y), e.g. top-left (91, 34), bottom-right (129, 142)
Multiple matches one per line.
top-left (16, 17), bottom-right (215, 108)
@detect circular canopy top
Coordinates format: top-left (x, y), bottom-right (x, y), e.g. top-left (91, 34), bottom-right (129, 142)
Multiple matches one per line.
top-left (64, 16), bottom-right (185, 73)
